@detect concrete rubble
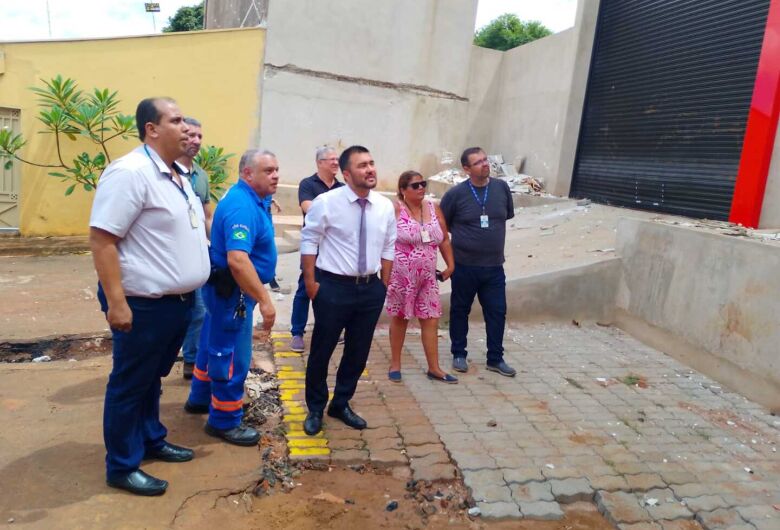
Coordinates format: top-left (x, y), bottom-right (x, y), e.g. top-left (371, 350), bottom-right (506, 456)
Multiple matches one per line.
top-left (428, 152), bottom-right (550, 196)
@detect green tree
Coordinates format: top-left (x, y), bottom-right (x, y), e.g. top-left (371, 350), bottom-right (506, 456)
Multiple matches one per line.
top-left (474, 14), bottom-right (552, 51)
top-left (162, 2), bottom-right (204, 33)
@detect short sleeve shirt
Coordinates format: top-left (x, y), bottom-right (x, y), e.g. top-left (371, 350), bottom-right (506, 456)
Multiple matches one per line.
top-left (440, 178), bottom-right (515, 267)
top-left (297, 173), bottom-right (344, 223)
top-left (89, 145), bottom-right (210, 297)
top-left (210, 179), bottom-right (277, 284)
top-left (181, 161), bottom-right (210, 205)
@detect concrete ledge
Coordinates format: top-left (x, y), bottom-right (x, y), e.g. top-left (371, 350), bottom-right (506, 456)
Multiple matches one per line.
top-left (502, 258), bottom-right (621, 323)
top-left (614, 309), bottom-right (780, 412)
top-left (616, 218), bottom-right (780, 411)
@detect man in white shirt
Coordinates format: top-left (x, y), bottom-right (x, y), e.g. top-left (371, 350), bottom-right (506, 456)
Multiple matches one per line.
top-left (299, 145), bottom-right (396, 435)
top-left (89, 97), bottom-right (210, 496)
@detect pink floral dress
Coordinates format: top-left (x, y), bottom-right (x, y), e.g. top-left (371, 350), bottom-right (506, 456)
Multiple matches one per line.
top-left (385, 200), bottom-right (444, 319)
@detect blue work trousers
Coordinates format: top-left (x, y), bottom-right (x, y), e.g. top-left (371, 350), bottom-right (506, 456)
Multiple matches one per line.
top-left (181, 287), bottom-right (206, 363)
top-left (290, 272), bottom-right (310, 337)
top-left (188, 283), bottom-right (255, 430)
top-left (99, 287), bottom-right (193, 480)
top-left (449, 264), bottom-right (506, 365)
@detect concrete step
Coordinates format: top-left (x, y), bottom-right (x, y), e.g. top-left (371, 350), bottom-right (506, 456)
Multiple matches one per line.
top-left (282, 229), bottom-right (301, 243)
top-left (274, 237), bottom-right (298, 255)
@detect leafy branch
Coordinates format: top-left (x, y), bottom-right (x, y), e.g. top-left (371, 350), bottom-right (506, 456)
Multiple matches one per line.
top-left (0, 75), bottom-right (136, 195)
top-left (195, 145), bottom-right (234, 202)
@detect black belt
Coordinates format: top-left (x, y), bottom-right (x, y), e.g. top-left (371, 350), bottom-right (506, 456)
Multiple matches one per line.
top-left (160, 291), bottom-right (195, 301)
top-left (319, 269), bottom-right (379, 284)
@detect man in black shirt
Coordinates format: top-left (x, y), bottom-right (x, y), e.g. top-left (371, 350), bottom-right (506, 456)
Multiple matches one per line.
top-left (288, 146), bottom-right (344, 352)
top-left (440, 147), bottom-right (516, 377)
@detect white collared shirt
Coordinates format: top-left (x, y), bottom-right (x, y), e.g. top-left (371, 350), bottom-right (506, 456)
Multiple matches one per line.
top-left (300, 185), bottom-right (396, 275)
top-left (89, 145), bottom-right (210, 297)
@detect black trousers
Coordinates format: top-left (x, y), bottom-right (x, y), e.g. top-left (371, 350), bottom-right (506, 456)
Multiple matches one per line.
top-left (305, 272), bottom-right (386, 413)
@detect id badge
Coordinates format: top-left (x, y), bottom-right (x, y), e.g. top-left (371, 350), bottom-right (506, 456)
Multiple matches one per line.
top-left (189, 207), bottom-right (199, 229)
top-left (480, 214), bottom-right (489, 229)
top-left (421, 229), bottom-right (431, 243)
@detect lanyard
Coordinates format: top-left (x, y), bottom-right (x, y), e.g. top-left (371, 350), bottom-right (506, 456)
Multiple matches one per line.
top-left (467, 180), bottom-right (489, 214)
top-left (144, 145), bottom-right (191, 206)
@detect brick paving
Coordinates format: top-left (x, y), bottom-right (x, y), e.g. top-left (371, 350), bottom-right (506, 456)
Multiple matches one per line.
top-left (273, 330), bottom-right (458, 482)
top-left (274, 323), bottom-right (780, 528)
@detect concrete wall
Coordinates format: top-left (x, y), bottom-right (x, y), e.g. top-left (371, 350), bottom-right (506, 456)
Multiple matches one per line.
top-left (255, 0), bottom-right (479, 189)
top-left (615, 218), bottom-right (780, 410)
top-left (0, 28), bottom-right (265, 236)
top-left (205, 0), bottom-right (268, 28)
top-left (759, 119), bottom-right (780, 228)
top-left (485, 29), bottom-right (577, 192)
top-left (473, 0), bottom-right (600, 196)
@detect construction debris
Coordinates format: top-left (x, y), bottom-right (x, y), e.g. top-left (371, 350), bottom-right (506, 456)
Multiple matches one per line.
top-left (244, 368), bottom-right (282, 428)
top-left (655, 218), bottom-right (780, 245)
top-left (428, 152), bottom-right (548, 195)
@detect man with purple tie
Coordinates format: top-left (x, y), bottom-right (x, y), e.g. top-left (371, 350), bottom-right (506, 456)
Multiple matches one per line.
top-left (299, 145), bottom-right (396, 435)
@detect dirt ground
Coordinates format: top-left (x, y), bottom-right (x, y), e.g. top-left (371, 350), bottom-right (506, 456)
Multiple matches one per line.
top-left (177, 466), bottom-right (609, 530)
top-left (0, 202), bottom-right (670, 529)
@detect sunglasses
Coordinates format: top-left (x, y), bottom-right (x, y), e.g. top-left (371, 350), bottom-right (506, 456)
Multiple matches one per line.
top-left (407, 181), bottom-right (428, 190)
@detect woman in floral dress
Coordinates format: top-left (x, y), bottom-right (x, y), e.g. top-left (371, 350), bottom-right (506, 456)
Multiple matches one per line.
top-left (385, 171), bottom-right (457, 383)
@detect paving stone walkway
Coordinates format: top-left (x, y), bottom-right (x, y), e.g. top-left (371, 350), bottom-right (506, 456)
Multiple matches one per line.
top-left (274, 324), bottom-right (780, 529)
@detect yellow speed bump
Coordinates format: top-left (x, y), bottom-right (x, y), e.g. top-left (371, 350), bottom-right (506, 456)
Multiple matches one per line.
top-left (279, 381), bottom-right (305, 389)
top-left (289, 447), bottom-right (330, 457)
top-left (288, 438), bottom-right (328, 448)
top-left (277, 371), bottom-right (305, 380)
top-left (271, 332), bottom-right (292, 339)
top-left (280, 390), bottom-right (301, 401)
top-left (275, 351), bottom-right (302, 358)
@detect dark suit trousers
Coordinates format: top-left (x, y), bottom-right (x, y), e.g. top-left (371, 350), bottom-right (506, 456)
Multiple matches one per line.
top-left (305, 273), bottom-right (386, 413)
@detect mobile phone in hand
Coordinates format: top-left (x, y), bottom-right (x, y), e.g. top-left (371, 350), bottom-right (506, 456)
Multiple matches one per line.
top-left (435, 270), bottom-right (444, 282)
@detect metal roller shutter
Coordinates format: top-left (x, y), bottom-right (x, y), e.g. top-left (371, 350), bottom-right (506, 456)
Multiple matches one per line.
top-left (571, 0), bottom-right (770, 219)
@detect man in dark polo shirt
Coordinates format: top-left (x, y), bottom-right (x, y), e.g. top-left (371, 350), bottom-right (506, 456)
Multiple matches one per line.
top-left (288, 146), bottom-right (344, 353)
top-left (440, 147), bottom-right (516, 377)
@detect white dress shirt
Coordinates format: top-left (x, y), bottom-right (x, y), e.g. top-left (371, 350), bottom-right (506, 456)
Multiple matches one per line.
top-left (300, 185), bottom-right (396, 275)
top-left (90, 145), bottom-right (210, 297)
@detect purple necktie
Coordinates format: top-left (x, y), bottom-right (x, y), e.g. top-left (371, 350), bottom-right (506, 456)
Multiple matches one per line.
top-left (357, 198), bottom-right (368, 274)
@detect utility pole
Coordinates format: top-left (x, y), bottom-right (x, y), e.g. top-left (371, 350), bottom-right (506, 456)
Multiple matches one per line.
top-left (45, 0), bottom-right (52, 37)
top-left (145, 2), bottom-right (161, 32)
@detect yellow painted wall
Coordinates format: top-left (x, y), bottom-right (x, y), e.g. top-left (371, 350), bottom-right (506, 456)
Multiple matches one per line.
top-left (0, 27), bottom-right (265, 236)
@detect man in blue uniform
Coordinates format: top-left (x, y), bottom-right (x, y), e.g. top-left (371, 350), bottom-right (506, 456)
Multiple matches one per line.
top-left (185, 149), bottom-right (279, 446)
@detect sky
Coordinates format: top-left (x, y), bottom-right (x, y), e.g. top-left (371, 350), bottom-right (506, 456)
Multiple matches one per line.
top-left (0, 0), bottom-right (578, 42)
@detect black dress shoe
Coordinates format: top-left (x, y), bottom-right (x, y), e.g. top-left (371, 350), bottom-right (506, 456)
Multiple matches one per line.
top-left (204, 423), bottom-right (260, 446)
top-left (184, 400), bottom-right (209, 414)
top-left (303, 411), bottom-right (323, 436)
top-left (107, 470), bottom-right (168, 496)
top-left (144, 442), bottom-right (194, 463)
top-left (327, 404), bottom-right (367, 430)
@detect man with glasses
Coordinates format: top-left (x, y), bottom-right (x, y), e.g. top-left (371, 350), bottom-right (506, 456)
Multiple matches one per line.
top-left (288, 146), bottom-right (344, 353)
top-left (440, 147), bottom-right (516, 377)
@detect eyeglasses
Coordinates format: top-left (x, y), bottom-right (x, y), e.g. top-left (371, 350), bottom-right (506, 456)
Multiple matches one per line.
top-left (407, 181), bottom-right (427, 190)
top-left (468, 158), bottom-right (489, 167)
top-left (318, 157), bottom-right (339, 163)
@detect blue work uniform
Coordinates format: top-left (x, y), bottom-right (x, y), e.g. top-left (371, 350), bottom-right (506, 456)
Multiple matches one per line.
top-left (187, 179), bottom-right (277, 430)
